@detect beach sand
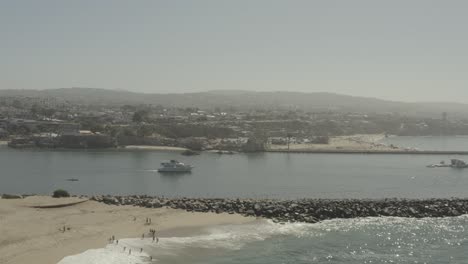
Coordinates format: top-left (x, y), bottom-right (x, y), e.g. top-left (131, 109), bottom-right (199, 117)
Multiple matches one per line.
top-left (268, 134), bottom-right (397, 152)
top-left (123, 145), bottom-right (187, 151)
top-left (0, 196), bottom-right (252, 264)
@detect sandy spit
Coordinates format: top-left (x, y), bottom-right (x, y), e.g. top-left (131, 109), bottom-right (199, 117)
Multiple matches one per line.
top-left (123, 145), bottom-right (187, 151)
top-left (268, 133), bottom-right (396, 151)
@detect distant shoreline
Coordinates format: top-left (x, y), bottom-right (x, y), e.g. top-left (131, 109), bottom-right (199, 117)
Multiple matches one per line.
top-left (3, 134), bottom-right (468, 155)
top-left (6, 145), bottom-right (468, 155)
top-left (122, 145), bottom-right (188, 151)
top-left (1, 144), bottom-right (188, 152)
top-left (266, 149), bottom-right (468, 155)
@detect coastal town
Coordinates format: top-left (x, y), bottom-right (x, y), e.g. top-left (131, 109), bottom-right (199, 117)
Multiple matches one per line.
top-left (2, 93), bottom-right (467, 153)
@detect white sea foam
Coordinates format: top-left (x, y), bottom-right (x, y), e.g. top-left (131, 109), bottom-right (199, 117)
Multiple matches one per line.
top-left (58, 216), bottom-right (468, 264)
top-left (154, 219), bottom-right (318, 252)
top-left (56, 220), bottom-right (316, 264)
top-left (57, 239), bottom-right (151, 264)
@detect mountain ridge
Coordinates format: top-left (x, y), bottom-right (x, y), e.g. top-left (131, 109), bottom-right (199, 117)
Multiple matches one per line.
top-left (0, 88), bottom-right (466, 118)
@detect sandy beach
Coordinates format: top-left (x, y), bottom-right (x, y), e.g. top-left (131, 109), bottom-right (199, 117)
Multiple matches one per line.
top-left (0, 196), bottom-right (253, 264)
top-left (123, 145), bottom-right (188, 151)
top-left (268, 134), bottom-right (398, 152)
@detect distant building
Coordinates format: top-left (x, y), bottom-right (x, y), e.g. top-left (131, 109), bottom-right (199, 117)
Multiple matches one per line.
top-left (60, 123), bottom-right (80, 136)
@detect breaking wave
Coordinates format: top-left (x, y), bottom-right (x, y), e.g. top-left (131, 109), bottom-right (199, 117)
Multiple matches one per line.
top-left (57, 215), bottom-right (468, 264)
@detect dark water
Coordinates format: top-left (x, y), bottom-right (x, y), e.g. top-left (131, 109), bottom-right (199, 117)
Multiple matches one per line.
top-left (2, 144), bottom-right (468, 198)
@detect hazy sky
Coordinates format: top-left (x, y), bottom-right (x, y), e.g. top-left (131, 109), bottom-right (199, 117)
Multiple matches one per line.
top-left (1, 0), bottom-right (468, 102)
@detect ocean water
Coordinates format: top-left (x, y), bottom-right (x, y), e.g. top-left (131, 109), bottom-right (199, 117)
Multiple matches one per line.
top-left (58, 217), bottom-right (468, 264)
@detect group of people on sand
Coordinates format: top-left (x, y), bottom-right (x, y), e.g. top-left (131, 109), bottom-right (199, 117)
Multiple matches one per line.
top-left (142, 228), bottom-right (159, 242)
top-left (108, 217), bottom-right (160, 262)
top-left (149, 228), bottom-right (159, 243)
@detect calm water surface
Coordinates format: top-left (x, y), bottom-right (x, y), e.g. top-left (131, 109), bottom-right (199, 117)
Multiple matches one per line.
top-left (2, 141), bottom-right (468, 198)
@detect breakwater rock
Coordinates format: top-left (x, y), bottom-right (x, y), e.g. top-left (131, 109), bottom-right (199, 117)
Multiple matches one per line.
top-left (90, 196), bottom-right (468, 223)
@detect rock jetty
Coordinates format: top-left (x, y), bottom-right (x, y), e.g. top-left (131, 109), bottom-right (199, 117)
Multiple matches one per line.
top-left (90, 196), bottom-right (468, 223)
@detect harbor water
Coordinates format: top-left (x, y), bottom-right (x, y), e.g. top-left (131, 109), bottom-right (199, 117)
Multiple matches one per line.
top-left (1, 145), bottom-right (468, 199)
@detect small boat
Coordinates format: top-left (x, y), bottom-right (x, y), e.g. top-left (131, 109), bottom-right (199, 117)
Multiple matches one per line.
top-left (158, 160), bottom-right (193, 173)
top-left (427, 159), bottom-right (468, 168)
top-left (450, 159), bottom-right (468, 168)
top-left (66, 178), bottom-right (79, 182)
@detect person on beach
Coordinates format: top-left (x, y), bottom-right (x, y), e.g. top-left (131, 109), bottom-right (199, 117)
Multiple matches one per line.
top-left (124, 247), bottom-right (126, 251)
top-left (116, 239), bottom-right (119, 244)
top-left (140, 248), bottom-right (143, 253)
top-left (129, 249), bottom-right (131, 255)
top-left (156, 237), bottom-right (159, 243)
top-left (142, 233), bottom-right (145, 239)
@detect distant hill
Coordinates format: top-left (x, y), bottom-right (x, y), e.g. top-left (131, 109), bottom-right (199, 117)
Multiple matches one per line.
top-left (0, 88), bottom-right (466, 118)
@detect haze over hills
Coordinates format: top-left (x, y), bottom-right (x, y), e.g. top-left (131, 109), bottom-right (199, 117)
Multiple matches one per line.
top-left (0, 88), bottom-right (466, 118)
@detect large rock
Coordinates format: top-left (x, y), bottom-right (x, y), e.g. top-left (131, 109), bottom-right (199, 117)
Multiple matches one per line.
top-left (102, 196), bottom-right (119, 205)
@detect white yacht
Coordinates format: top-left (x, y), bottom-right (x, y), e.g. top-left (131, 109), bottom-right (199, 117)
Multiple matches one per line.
top-left (158, 160), bottom-right (193, 173)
